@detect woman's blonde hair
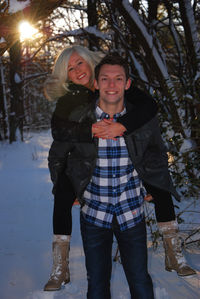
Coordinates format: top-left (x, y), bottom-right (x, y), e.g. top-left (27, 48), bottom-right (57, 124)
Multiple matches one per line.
top-left (44, 45), bottom-right (104, 101)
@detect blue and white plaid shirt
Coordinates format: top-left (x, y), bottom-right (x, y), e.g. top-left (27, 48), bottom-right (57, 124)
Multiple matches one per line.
top-left (81, 105), bottom-right (146, 231)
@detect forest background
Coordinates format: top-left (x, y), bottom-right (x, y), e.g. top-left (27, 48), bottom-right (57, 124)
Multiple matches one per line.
top-left (0, 0), bottom-right (200, 201)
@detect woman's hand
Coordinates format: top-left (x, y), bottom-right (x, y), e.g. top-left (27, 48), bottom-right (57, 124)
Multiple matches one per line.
top-left (144, 194), bottom-right (153, 202)
top-left (92, 119), bottom-right (126, 140)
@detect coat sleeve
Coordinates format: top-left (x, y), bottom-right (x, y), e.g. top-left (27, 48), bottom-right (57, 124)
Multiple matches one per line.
top-left (51, 112), bottom-right (93, 143)
top-left (117, 85), bottom-right (158, 133)
top-left (145, 117), bottom-right (168, 167)
top-left (142, 117), bottom-right (180, 200)
top-left (48, 140), bottom-right (73, 194)
top-left (51, 90), bottom-right (94, 143)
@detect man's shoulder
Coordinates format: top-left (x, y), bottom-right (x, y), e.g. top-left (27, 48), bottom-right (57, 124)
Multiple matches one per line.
top-left (127, 116), bottom-right (158, 136)
top-left (126, 84), bottom-right (157, 105)
top-left (125, 84), bottom-right (158, 117)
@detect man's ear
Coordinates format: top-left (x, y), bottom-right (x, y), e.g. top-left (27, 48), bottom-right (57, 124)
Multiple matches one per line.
top-left (125, 78), bottom-right (132, 90)
top-left (94, 79), bottom-right (99, 90)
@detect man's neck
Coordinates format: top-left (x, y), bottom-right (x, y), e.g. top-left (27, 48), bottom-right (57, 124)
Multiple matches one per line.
top-left (98, 101), bottom-right (124, 118)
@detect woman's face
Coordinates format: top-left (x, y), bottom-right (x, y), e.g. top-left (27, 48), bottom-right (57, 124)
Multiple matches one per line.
top-left (67, 52), bottom-right (93, 88)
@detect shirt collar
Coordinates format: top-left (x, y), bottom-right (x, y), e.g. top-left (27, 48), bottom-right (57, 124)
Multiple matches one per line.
top-left (95, 103), bottom-right (126, 120)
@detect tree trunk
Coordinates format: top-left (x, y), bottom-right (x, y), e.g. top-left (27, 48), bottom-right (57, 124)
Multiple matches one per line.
top-left (9, 40), bottom-right (24, 143)
top-left (0, 58), bottom-right (8, 140)
top-left (87, 0), bottom-right (99, 50)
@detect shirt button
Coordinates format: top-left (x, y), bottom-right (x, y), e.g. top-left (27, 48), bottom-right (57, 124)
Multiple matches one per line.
top-left (113, 174), bottom-right (116, 178)
top-left (113, 189), bottom-right (116, 192)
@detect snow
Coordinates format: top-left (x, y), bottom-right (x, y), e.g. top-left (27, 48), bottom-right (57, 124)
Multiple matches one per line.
top-left (179, 139), bottom-right (195, 153)
top-left (183, 0), bottom-right (200, 58)
top-left (0, 130), bottom-right (200, 299)
top-left (129, 51), bottom-right (148, 83)
top-left (9, 0), bottom-right (30, 14)
top-left (0, 37), bottom-right (6, 43)
top-left (53, 26), bottom-right (111, 41)
top-left (14, 73), bottom-right (22, 84)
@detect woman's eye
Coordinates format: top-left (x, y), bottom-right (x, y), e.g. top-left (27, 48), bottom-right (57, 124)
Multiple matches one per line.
top-left (68, 67), bottom-right (73, 72)
top-left (78, 61), bottom-right (83, 65)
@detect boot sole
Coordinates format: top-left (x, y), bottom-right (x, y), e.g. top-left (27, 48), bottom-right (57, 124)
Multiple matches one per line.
top-left (177, 272), bottom-right (197, 277)
top-left (43, 278), bottom-right (70, 291)
top-left (44, 287), bottom-right (61, 291)
top-left (165, 267), bottom-right (196, 276)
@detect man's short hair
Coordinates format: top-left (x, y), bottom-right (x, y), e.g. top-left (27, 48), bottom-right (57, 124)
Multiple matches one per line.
top-left (95, 53), bottom-right (130, 81)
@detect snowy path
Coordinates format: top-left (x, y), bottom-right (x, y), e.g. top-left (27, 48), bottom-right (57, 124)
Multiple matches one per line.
top-left (0, 131), bottom-right (199, 299)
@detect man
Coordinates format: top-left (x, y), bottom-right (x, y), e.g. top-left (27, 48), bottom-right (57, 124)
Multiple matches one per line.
top-left (79, 55), bottom-right (155, 298)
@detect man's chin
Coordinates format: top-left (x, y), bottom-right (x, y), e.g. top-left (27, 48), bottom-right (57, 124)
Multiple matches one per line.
top-left (104, 97), bottom-right (121, 104)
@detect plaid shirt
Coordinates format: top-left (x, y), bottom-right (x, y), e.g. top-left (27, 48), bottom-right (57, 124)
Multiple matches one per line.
top-left (81, 105), bottom-right (146, 231)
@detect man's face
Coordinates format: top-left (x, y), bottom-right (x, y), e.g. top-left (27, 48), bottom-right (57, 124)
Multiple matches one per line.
top-left (94, 64), bottom-right (131, 106)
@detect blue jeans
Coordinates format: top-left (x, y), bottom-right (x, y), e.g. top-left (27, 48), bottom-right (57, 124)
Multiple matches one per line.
top-left (80, 213), bottom-right (154, 299)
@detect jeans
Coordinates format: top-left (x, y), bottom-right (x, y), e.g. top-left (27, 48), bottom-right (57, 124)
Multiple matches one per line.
top-left (80, 213), bottom-right (154, 299)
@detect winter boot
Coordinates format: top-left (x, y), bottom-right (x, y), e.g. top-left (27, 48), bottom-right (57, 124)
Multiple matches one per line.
top-left (44, 235), bottom-right (70, 291)
top-left (158, 221), bottom-right (196, 276)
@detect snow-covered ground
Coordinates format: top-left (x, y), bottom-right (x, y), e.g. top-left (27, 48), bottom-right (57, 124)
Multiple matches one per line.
top-left (0, 130), bottom-right (200, 299)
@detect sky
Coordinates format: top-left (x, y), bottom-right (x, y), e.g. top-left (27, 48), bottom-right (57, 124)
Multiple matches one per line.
top-left (0, 129), bottom-right (200, 299)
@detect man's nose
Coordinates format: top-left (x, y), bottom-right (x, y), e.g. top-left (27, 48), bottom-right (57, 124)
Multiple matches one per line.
top-left (108, 79), bottom-right (115, 87)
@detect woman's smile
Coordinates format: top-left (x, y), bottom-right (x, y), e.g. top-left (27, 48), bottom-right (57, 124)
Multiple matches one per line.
top-left (68, 52), bottom-right (93, 89)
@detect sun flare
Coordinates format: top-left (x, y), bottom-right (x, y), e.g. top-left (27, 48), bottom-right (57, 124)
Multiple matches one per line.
top-left (19, 21), bottom-right (38, 41)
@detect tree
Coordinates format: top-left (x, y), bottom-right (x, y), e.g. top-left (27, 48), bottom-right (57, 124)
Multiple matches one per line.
top-left (0, 57), bottom-right (8, 140)
top-left (9, 39), bottom-right (23, 142)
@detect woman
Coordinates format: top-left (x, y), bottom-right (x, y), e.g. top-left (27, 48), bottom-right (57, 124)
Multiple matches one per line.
top-left (44, 45), bottom-right (195, 291)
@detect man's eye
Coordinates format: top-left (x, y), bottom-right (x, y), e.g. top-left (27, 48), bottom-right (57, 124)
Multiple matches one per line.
top-left (117, 78), bottom-right (122, 81)
top-left (78, 61), bottom-right (83, 65)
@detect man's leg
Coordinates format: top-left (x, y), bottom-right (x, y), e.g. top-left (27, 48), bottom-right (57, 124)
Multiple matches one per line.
top-left (80, 213), bottom-right (113, 299)
top-left (114, 220), bottom-right (154, 299)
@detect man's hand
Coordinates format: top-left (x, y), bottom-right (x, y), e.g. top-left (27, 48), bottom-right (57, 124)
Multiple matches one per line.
top-left (92, 119), bottom-right (126, 140)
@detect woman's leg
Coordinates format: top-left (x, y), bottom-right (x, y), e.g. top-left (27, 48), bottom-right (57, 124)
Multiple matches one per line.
top-left (44, 172), bottom-right (76, 291)
top-left (144, 183), bottom-right (196, 276)
top-left (53, 172), bottom-right (76, 235)
top-left (144, 183), bottom-right (175, 222)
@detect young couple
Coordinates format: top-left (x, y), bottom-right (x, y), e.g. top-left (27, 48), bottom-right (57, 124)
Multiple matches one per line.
top-left (44, 46), bottom-right (196, 298)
